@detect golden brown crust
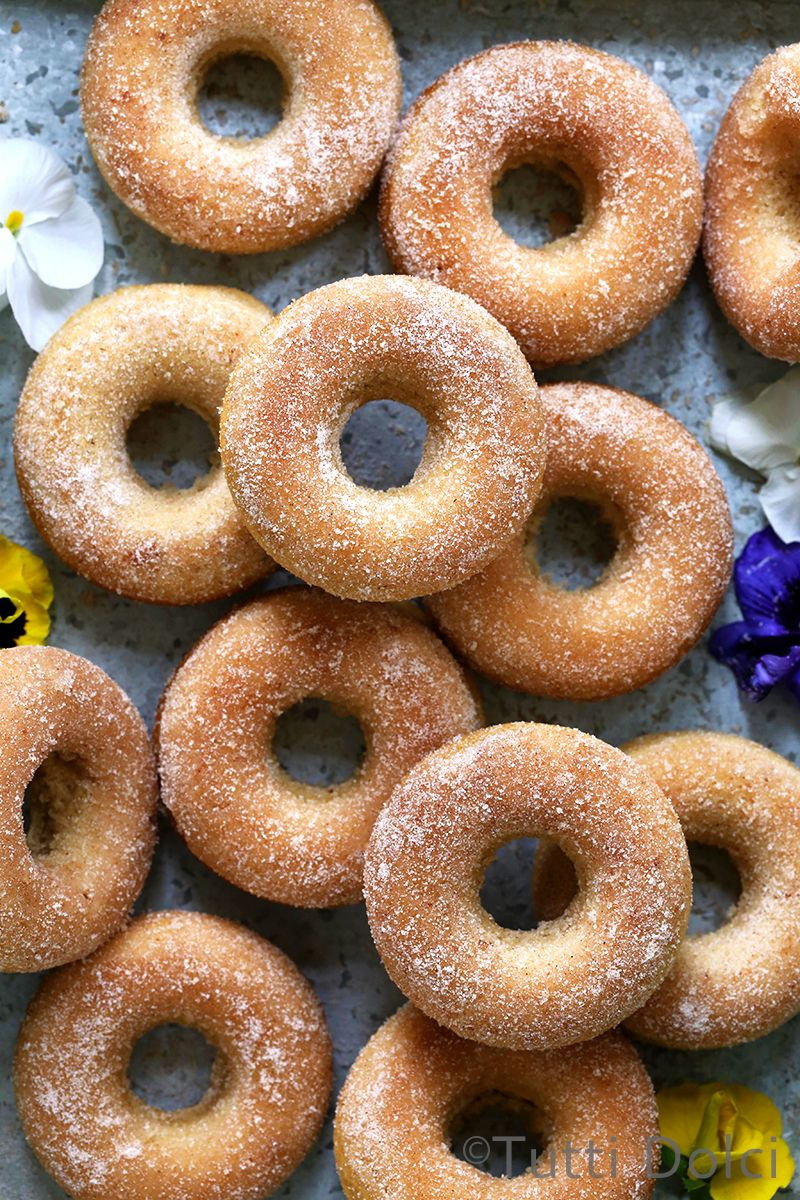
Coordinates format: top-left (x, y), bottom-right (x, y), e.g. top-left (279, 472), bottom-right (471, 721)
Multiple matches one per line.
top-left (14, 285), bottom-right (274, 606)
top-left (156, 588), bottom-right (482, 908)
top-left (363, 723), bottom-right (691, 1051)
top-left (534, 732), bottom-right (800, 1049)
top-left (0, 646), bottom-right (157, 972)
top-left (380, 41), bottom-right (702, 365)
top-left (704, 44), bottom-right (800, 360)
top-left (14, 910), bottom-right (332, 1200)
top-left (425, 382), bottom-right (733, 700)
top-left (221, 275), bottom-right (546, 601)
top-left (334, 1004), bottom-right (658, 1200)
top-left (81, 0), bottom-right (402, 254)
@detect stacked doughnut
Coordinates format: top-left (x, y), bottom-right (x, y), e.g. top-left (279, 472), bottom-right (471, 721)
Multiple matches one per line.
top-left (4, 6), bottom-right (797, 1200)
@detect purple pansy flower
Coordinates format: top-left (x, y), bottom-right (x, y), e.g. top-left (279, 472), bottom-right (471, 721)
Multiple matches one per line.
top-left (710, 527), bottom-right (800, 701)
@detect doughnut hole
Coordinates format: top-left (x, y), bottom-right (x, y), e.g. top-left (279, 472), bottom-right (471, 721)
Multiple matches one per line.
top-left (339, 399), bottom-right (429, 491)
top-left (271, 697), bottom-right (367, 791)
top-left (525, 494), bottom-right (621, 590)
top-left (450, 1092), bottom-right (552, 1177)
top-left (126, 401), bottom-right (219, 493)
top-left (196, 52), bottom-right (285, 140)
top-left (127, 1023), bottom-right (224, 1114)
top-left (480, 837), bottom-right (539, 932)
top-left (493, 159), bottom-right (585, 248)
top-left (687, 842), bottom-right (742, 936)
top-left (23, 753), bottom-right (94, 863)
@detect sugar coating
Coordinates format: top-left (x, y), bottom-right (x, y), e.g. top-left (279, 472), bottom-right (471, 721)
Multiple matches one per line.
top-left (704, 43), bottom-right (800, 360)
top-left (220, 274), bottom-right (547, 602)
top-left (156, 588), bottom-right (482, 908)
top-left (14, 285), bottom-right (274, 606)
top-left (335, 1004), bottom-right (659, 1200)
top-left (535, 732), bottom-right (800, 1050)
top-left (14, 910), bottom-right (333, 1200)
top-left (426, 382), bottom-right (733, 701)
top-left (363, 723), bottom-right (692, 1052)
top-left (0, 646), bottom-right (157, 973)
top-left (81, 0), bottom-right (402, 253)
top-left (380, 40), bottom-right (703, 366)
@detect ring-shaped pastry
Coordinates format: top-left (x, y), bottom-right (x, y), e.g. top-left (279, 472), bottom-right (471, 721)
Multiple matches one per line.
top-left (426, 382), bottom-right (733, 700)
top-left (157, 588), bottom-right (482, 908)
top-left (14, 911), bottom-right (333, 1200)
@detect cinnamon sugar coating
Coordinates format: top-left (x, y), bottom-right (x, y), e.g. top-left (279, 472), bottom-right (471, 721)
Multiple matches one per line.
top-left (81, 0), bottom-right (402, 254)
top-left (426, 383), bottom-right (733, 701)
top-left (533, 732), bottom-right (800, 1050)
top-left (221, 275), bottom-right (546, 602)
top-left (0, 646), bottom-right (156, 973)
top-left (14, 285), bottom-right (274, 606)
top-left (363, 723), bottom-right (691, 1051)
top-left (14, 910), bottom-right (332, 1200)
top-left (704, 43), bottom-right (800, 360)
top-left (157, 588), bottom-right (482, 908)
top-left (335, 1004), bottom-right (659, 1200)
top-left (380, 41), bottom-right (702, 366)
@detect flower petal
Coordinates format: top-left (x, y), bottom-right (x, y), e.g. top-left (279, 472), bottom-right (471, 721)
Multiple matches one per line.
top-left (759, 466), bottom-right (800, 548)
top-left (709, 1138), bottom-right (795, 1200)
top-left (18, 195), bottom-right (104, 290)
top-left (709, 621), bottom-right (800, 700)
top-left (711, 369), bottom-right (800, 474)
top-left (733, 527), bottom-right (800, 628)
top-left (0, 225), bottom-right (16, 293)
top-left (724, 1086), bottom-right (785, 1140)
top-left (657, 1084), bottom-right (717, 1157)
top-left (0, 138), bottom-right (75, 225)
top-left (6, 249), bottom-right (93, 352)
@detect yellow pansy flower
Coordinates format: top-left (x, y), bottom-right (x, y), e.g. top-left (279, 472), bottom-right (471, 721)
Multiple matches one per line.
top-left (657, 1082), bottom-right (795, 1200)
top-left (0, 536), bottom-right (53, 647)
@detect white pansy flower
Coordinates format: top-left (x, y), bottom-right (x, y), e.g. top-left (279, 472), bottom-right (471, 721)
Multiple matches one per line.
top-left (710, 368), bottom-right (800, 545)
top-left (0, 138), bottom-right (104, 351)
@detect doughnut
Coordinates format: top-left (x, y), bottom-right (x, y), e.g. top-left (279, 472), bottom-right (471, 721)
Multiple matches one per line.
top-left (363, 722), bottom-right (691, 1051)
top-left (14, 910), bottom-right (332, 1200)
top-left (380, 41), bottom-right (703, 366)
top-left (221, 275), bottom-right (546, 602)
top-left (0, 646), bottom-right (156, 973)
top-left (533, 731), bottom-right (800, 1050)
top-left (156, 588), bottom-right (482, 908)
top-left (14, 284), bottom-right (274, 606)
top-left (704, 45), bottom-right (800, 360)
top-left (426, 382), bottom-right (733, 701)
top-left (81, 0), bottom-right (402, 254)
top-left (335, 1004), bottom-right (660, 1200)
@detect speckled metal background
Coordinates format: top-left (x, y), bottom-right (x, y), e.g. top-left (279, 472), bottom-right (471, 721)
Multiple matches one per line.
top-left (1, 1), bottom-right (799, 1197)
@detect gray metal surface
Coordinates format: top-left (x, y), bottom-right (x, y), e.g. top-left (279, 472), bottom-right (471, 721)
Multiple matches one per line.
top-left (0, 1), bottom-right (799, 1196)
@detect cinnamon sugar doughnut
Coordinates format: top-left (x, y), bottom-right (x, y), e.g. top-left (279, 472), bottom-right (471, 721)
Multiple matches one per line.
top-left (363, 723), bottom-right (691, 1051)
top-left (335, 1005), bottom-right (659, 1200)
top-left (157, 588), bottom-right (482, 908)
top-left (14, 285), bottom-right (273, 606)
top-left (220, 275), bottom-right (546, 602)
top-left (704, 44), bottom-right (800, 360)
top-left (81, 0), bottom-right (401, 254)
top-left (14, 910), bottom-right (332, 1200)
top-left (533, 732), bottom-right (800, 1050)
top-left (426, 383), bottom-right (733, 700)
top-left (380, 41), bottom-right (703, 365)
top-left (0, 646), bottom-right (156, 973)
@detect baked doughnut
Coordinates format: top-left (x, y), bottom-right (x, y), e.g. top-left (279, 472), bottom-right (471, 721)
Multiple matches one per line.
top-left (221, 275), bottom-right (546, 602)
top-left (0, 646), bottom-right (156, 973)
top-left (704, 44), bottom-right (800, 360)
top-left (157, 588), bottom-right (482, 908)
top-left (14, 285), bottom-right (274, 606)
top-left (335, 1004), bottom-right (659, 1200)
top-left (426, 382), bottom-right (733, 700)
top-left (533, 731), bottom-right (800, 1050)
top-left (81, 0), bottom-right (401, 254)
top-left (14, 910), bottom-right (332, 1200)
top-left (380, 41), bottom-right (702, 365)
top-left (363, 723), bottom-right (691, 1051)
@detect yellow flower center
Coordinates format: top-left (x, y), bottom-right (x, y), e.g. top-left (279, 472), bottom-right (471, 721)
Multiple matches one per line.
top-left (5, 209), bottom-right (24, 235)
